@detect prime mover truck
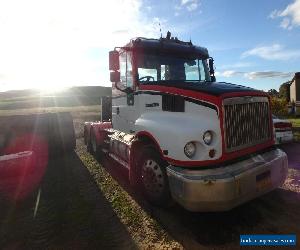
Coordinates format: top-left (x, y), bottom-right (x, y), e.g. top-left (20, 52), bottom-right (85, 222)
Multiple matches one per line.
top-left (84, 32), bottom-right (288, 212)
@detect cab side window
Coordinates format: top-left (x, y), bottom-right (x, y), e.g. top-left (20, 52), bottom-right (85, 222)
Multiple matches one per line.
top-left (126, 53), bottom-right (133, 89)
top-left (119, 51), bottom-right (133, 89)
top-left (120, 52), bottom-right (127, 88)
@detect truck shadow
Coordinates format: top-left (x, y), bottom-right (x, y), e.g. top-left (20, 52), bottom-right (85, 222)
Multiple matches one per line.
top-left (0, 152), bottom-right (137, 249)
top-left (99, 155), bottom-right (300, 249)
top-left (279, 142), bottom-right (300, 170)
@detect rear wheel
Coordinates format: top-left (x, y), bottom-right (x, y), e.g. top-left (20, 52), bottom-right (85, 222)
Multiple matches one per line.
top-left (87, 131), bottom-right (92, 153)
top-left (87, 128), bottom-right (96, 154)
top-left (138, 146), bottom-right (173, 207)
top-left (91, 129), bottom-right (98, 155)
top-left (89, 129), bottom-right (103, 160)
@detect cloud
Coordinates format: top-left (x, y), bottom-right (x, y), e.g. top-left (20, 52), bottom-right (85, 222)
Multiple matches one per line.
top-left (280, 18), bottom-right (292, 29)
top-left (218, 62), bottom-right (253, 70)
top-left (242, 44), bottom-right (300, 60)
top-left (222, 71), bottom-right (242, 77)
top-left (216, 70), bottom-right (294, 80)
top-left (244, 71), bottom-right (294, 80)
top-left (269, 0), bottom-right (300, 29)
top-left (269, 10), bottom-right (281, 19)
top-left (177, 0), bottom-right (200, 12)
top-left (215, 70), bottom-right (244, 77)
top-left (112, 30), bottom-right (129, 35)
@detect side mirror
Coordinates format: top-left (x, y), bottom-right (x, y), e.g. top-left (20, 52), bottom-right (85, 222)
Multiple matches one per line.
top-left (208, 57), bottom-right (216, 82)
top-left (110, 71), bottom-right (120, 83)
top-left (208, 57), bottom-right (214, 75)
top-left (109, 50), bottom-right (119, 71)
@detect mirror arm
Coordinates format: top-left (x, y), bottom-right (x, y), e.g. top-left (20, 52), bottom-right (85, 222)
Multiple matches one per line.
top-left (125, 87), bottom-right (134, 94)
top-left (115, 82), bottom-right (125, 92)
top-left (208, 57), bottom-right (216, 82)
top-left (115, 82), bottom-right (133, 94)
top-left (208, 57), bottom-right (215, 75)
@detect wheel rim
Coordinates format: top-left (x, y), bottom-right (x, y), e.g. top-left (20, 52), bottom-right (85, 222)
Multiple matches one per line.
top-left (141, 159), bottom-right (165, 197)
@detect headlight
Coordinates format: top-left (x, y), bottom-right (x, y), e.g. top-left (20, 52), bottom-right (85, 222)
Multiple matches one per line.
top-left (203, 131), bottom-right (213, 145)
top-left (184, 142), bottom-right (196, 158)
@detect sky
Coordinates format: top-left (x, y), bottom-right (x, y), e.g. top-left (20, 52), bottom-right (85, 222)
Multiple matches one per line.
top-left (0, 0), bottom-right (300, 92)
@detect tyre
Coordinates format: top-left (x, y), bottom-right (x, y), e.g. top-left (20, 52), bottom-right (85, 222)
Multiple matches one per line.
top-left (137, 146), bottom-right (173, 207)
top-left (89, 129), bottom-right (103, 160)
top-left (87, 131), bottom-right (93, 153)
top-left (90, 129), bottom-right (98, 155)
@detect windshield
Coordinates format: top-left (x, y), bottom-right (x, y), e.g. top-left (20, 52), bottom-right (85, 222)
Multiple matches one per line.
top-left (136, 53), bottom-right (211, 84)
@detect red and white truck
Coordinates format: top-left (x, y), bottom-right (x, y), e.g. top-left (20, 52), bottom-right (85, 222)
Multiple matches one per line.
top-left (84, 33), bottom-right (288, 212)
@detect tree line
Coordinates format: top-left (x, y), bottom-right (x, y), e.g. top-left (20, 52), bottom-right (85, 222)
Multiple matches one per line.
top-left (267, 81), bottom-right (292, 116)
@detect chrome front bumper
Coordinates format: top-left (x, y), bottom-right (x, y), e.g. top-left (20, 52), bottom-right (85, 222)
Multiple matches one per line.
top-left (166, 148), bottom-right (288, 212)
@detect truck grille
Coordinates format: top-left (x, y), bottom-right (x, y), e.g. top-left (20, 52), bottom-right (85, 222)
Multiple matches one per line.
top-left (223, 96), bottom-right (272, 152)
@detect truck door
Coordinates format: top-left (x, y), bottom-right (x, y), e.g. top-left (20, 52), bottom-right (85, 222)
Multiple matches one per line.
top-left (112, 50), bottom-right (138, 134)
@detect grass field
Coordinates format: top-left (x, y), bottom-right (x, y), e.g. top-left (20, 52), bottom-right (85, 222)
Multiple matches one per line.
top-left (0, 105), bottom-right (100, 116)
top-left (288, 118), bottom-right (300, 127)
top-left (0, 96), bottom-right (103, 110)
top-left (0, 105), bottom-right (101, 139)
top-left (287, 118), bottom-right (300, 141)
top-left (0, 86), bottom-right (111, 110)
top-left (0, 86), bottom-right (109, 138)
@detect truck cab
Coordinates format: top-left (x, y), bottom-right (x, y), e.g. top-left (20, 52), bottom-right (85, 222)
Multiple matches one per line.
top-left (84, 33), bottom-right (288, 211)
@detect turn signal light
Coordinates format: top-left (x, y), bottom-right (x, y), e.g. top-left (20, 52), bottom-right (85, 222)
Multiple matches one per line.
top-left (209, 149), bottom-right (216, 158)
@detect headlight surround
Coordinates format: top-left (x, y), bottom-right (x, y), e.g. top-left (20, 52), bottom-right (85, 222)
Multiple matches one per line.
top-left (203, 131), bottom-right (213, 145)
top-left (184, 142), bottom-right (196, 158)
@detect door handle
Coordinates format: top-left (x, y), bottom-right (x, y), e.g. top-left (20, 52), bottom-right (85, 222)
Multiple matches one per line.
top-left (116, 107), bottom-right (120, 115)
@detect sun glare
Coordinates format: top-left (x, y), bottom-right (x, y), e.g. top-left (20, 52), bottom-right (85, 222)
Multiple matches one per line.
top-left (35, 85), bottom-right (70, 95)
top-left (0, 0), bottom-right (160, 92)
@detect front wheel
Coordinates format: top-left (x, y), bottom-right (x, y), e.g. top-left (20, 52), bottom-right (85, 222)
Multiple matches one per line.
top-left (138, 146), bottom-right (173, 207)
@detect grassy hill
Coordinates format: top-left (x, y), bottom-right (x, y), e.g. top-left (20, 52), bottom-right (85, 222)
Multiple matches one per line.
top-left (0, 86), bottom-right (111, 110)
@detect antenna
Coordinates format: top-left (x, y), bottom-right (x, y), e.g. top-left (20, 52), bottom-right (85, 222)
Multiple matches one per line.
top-left (159, 22), bottom-right (162, 38)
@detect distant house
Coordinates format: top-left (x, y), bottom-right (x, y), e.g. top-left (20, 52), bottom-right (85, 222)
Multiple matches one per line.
top-left (289, 72), bottom-right (300, 113)
top-left (290, 72), bottom-right (300, 102)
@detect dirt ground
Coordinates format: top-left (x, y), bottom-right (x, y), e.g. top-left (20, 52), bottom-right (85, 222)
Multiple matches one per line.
top-left (1, 110), bottom-right (300, 249)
